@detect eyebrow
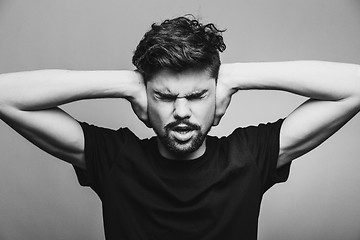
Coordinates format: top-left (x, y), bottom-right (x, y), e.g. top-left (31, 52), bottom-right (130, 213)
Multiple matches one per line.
top-left (153, 89), bottom-right (208, 98)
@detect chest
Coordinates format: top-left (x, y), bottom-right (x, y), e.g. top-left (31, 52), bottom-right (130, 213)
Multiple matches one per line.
top-left (99, 145), bottom-right (264, 239)
top-left (102, 152), bottom-right (263, 217)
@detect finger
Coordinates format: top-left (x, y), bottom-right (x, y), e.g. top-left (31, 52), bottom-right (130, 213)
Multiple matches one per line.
top-left (140, 112), bottom-right (152, 128)
top-left (212, 113), bottom-right (222, 126)
top-left (212, 118), bottom-right (220, 126)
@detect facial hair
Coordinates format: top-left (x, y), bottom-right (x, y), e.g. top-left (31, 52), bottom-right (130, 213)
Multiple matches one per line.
top-left (158, 119), bottom-right (210, 156)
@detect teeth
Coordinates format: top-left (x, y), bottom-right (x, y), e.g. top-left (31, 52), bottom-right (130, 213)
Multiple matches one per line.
top-left (175, 130), bottom-right (189, 134)
top-left (178, 130), bottom-right (189, 133)
top-left (172, 130), bottom-right (194, 142)
top-left (175, 127), bottom-right (191, 131)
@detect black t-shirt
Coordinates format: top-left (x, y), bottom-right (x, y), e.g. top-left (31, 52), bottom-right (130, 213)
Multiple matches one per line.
top-left (74, 119), bottom-right (291, 240)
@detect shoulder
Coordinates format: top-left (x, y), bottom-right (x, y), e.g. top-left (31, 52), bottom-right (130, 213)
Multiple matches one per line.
top-left (227, 119), bottom-right (284, 142)
top-left (78, 121), bottom-right (143, 147)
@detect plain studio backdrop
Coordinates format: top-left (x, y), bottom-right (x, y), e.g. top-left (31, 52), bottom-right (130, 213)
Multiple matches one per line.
top-left (0, 0), bottom-right (359, 239)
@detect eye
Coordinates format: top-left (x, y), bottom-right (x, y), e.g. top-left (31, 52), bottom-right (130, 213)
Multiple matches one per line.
top-left (186, 93), bottom-right (207, 101)
top-left (160, 96), bottom-right (174, 102)
top-left (155, 93), bottom-right (176, 102)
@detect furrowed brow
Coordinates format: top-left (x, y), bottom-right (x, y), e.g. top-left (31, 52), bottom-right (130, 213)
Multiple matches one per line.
top-left (153, 89), bottom-right (208, 99)
top-left (153, 90), bottom-right (178, 98)
top-left (184, 89), bottom-right (208, 98)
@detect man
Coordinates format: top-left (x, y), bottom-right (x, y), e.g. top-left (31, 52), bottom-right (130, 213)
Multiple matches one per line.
top-left (0, 15), bottom-right (359, 239)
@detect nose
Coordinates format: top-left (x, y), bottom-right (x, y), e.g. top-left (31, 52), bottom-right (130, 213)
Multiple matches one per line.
top-left (173, 98), bottom-right (191, 119)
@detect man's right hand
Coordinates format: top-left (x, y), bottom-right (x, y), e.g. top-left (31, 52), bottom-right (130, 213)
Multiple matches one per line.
top-left (128, 71), bottom-right (151, 128)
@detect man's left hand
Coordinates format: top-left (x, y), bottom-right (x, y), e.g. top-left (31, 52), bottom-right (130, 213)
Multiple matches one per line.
top-left (213, 64), bottom-right (238, 126)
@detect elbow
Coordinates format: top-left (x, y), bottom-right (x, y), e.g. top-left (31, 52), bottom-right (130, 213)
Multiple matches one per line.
top-left (0, 75), bottom-right (12, 116)
top-left (0, 92), bottom-right (6, 120)
top-left (344, 65), bottom-right (360, 111)
top-left (0, 96), bottom-right (11, 121)
top-left (353, 66), bottom-right (360, 109)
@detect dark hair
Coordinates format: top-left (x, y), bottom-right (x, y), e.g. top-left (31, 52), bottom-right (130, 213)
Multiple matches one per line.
top-left (132, 15), bottom-right (226, 82)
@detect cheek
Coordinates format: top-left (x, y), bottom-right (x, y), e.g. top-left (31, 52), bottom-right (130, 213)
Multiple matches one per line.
top-left (205, 96), bottom-right (216, 113)
top-left (147, 96), bottom-right (160, 122)
top-left (148, 105), bottom-right (161, 126)
top-left (148, 102), bottom-right (171, 127)
top-left (193, 99), bottom-right (216, 124)
top-left (204, 104), bottom-right (216, 124)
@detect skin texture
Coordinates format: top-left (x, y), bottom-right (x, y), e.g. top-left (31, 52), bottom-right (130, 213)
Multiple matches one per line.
top-left (217, 62), bottom-right (360, 167)
top-left (0, 62), bottom-right (359, 169)
top-left (146, 69), bottom-right (216, 160)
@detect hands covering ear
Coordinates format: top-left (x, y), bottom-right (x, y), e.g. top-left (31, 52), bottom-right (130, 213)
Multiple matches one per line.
top-left (130, 66), bottom-right (238, 128)
top-left (213, 65), bottom-right (237, 126)
top-left (129, 72), bottom-right (151, 128)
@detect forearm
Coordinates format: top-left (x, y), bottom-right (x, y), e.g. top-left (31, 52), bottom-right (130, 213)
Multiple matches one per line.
top-left (220, 61), bottom-right (360, 101)
top-left (0, 69), bottom-right (142, 111)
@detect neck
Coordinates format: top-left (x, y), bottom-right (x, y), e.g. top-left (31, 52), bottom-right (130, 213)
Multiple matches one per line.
top-left (157, 138), bottom-right (207, 160)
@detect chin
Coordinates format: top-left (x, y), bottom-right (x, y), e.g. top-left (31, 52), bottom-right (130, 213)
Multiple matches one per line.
top-left (162, 134), bottom-right (206, 156)
top-left (168, 143), bottom-right (200, 155)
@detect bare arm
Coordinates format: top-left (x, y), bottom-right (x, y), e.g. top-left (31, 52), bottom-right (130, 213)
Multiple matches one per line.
top-left (0, 69), bottom-right (147, 169)
top-left (216, 61), bottom-right (360, 167)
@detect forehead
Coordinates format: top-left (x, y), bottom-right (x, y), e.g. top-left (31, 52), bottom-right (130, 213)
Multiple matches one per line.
top-left (147, 69), bottom-right (215, 94)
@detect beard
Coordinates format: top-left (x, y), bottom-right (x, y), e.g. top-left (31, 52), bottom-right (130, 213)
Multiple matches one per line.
top-left (157, 119), bottom-right (211, 156)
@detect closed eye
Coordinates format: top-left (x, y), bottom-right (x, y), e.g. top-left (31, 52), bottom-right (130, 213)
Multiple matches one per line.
top-left (186, 94), bottom-right (205, 101)
top-left (154, 91), bottom-right (177, 101)
top-left (185, 90), bottom-right (208, 101)
top-left (153, 90), bottom-right (208, 101)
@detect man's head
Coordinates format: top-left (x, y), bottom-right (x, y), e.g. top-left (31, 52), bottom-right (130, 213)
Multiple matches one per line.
top-left (132, 15), bottom-right (226, 82)
top-left (132, 15), bottom-right (226, 159)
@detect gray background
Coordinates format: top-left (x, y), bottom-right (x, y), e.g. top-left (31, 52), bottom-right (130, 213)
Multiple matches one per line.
top-left (0, 0), bottom-right (359, 239)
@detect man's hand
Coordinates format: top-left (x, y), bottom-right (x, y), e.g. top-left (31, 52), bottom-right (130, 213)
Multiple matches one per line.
top-left (128, 71), bottom-right (151, 128)
top-left (213, 64), bottom-right (237, 126)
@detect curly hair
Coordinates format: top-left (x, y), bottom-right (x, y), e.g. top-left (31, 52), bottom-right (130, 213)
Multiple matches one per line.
top-left (132, 15), bottom-right (226, 82)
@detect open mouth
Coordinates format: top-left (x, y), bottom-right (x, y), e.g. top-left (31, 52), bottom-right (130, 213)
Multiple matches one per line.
top-left (171, 126), bottom-right (195, 142)
top-left (173, 125), bottom-right (194, 133)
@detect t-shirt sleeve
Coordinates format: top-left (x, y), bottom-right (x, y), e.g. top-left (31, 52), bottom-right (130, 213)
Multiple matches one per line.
top-left (73, 122), bottom-right (129, 196)
top-left (241, 119), bottom-right (291, 193)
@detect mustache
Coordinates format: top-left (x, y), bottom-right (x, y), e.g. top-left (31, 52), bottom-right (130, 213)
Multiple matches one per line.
top-left (165, 119), bottom-right (201, 131)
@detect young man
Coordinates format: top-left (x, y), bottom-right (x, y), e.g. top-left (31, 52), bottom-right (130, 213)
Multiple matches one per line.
top-left (0, 16), bottom-right (359, 239)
